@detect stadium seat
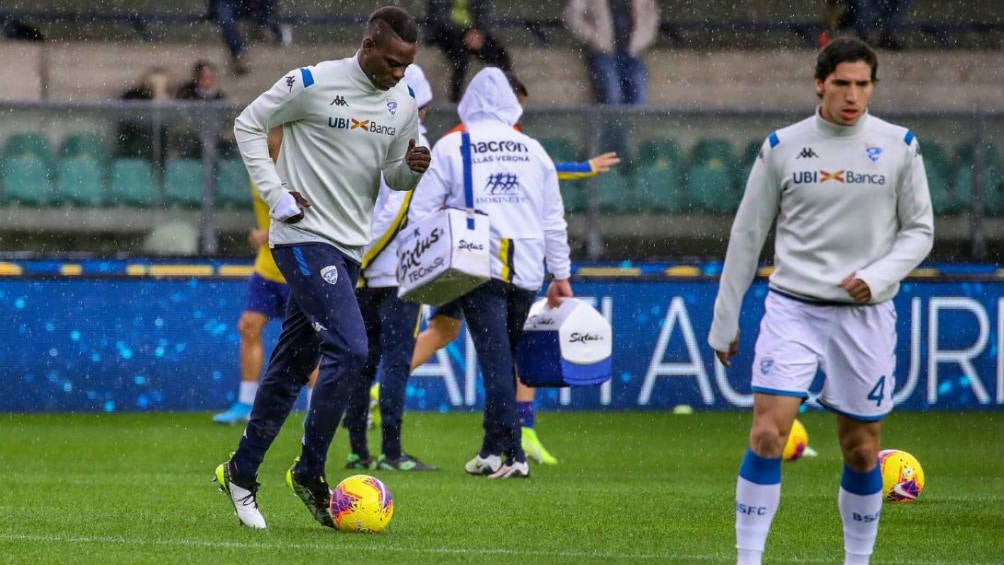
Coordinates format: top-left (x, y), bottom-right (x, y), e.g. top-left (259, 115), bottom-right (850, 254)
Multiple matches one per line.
top-left (685, 160), bottom-right (740, 213)
top-left (597, 169), bottom-right (631, 213)
top-left (215, 159), bottom-right (252, 209)
top-left (55, 157), bottom-right (106, 207)
top-left (4, 132), bottom-right (52, 165)
top-left (637, 138), bottom-right (683, 169)
top-left (920, 141), bottom-right (958, 215)
top-left (691, 138), bottom-right (735, 164)
top-left (164, 158), bottom-right (204, 208)
top-left (635, 166), bottom-right (682, 212)
top-left (954, 142), bottom-right (1004, 216)
top-left (539, 137), bottom-right (580, 163)
top-left (685, 139), bottom-right (739, 213)
top-left (634, 138), bottom-right (685, 212)
top-left (559, 182), bottom-right (587, 214)
top-left (60, 133), bottom-right (109, 163)
top-left (1, 155), bottom-right (54, 206)
top-left (109, 158), bottom-right (157, 207)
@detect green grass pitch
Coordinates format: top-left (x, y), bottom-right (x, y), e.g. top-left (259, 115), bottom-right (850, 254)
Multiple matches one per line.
top-left (1, 410), bottom-right (1000, 564)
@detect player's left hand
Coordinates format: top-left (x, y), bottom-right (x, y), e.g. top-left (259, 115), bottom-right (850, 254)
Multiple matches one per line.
top-left (839, 274), bottom-right (872, 303)
top-left (546, 278), bottom-right (573, 308)
top-left (406, 139), bottom-right (431, 173)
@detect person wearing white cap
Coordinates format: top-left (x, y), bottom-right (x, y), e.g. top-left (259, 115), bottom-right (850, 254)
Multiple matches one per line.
top-left (339, 63), bottom-right (440, 472)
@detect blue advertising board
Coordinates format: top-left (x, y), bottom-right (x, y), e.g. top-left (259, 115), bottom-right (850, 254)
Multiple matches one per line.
top-left (0, 272), bottom-right (1001, 413)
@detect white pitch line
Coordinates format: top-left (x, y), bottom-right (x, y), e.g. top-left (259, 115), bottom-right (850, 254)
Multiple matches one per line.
top-left (0, 533), bottom-right (714, 562)
top-left (0, 533), bottom-right (971, 565)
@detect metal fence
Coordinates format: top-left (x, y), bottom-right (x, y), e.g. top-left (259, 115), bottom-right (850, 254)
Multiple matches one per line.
top-left (1, 100), bottom-right (1001, 261)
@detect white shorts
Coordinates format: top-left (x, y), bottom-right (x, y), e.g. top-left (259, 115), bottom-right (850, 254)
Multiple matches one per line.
top-left (752, 291), bottom-right (897, 421)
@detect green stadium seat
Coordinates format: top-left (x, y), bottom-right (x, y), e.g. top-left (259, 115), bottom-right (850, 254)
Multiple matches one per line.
top-left (635, 165), bottom-right (683, 212)
top-left (954, 142), bottom-right (1004, 216)
top-left (164, 159), bottom-right (204, 208)
top-left (685, 160), bottom-right (740, 213)
top-left (559, 181), bottom-right (587, 214)
top-left (215, 159), bottom-right (252, 209)
top-left (4, 133), bottom-right (52, 165)
top-left (637, 138), bottom-right (683, 169)
top-left (919, 141), bottom-right (957, 215)
top-left (60, 133), bottom-right (109, 163)
top-left (539, 137), bottom-right (580, 163)
top-left (597, 169), bottom-right (631, 213)
top-left (109, 158), bottom-right (157, 207)
top-left (55, 157), bottom-right (106, 207)
top-left (2, 155), bottom-right (54, 206)
top-left (691, 138), bottom-right (735, 164)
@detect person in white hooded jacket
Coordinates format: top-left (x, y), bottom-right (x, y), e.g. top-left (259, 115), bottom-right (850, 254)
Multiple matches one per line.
top-left (408, 67), bottom-right (573, 479)
top-left (340, 63), bottom-right (439, 473)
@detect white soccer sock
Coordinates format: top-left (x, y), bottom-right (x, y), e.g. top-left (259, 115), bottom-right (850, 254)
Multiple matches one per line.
top-left (839, 464), bottom-right (883, 565)
top-left (735, 449), bottom-right (782, 565)
top-left (238, 381), bottom-right (258, 405)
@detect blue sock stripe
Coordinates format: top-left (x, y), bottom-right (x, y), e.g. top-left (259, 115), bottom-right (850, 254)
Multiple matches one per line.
top-left (841, 462), bottom-right (883, 495)
top-left (292, 247), bottom-right (311, 276)
top-left (738, 447), bottom-right (781, 485)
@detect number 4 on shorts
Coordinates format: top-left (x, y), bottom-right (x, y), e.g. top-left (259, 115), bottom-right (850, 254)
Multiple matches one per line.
top-left (867, 375), bottom-right (886, 407)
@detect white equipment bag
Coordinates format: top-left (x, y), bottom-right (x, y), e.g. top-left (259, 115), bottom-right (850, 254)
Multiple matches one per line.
top-left (516, 298), bottom-right (613, 387)
top-left (396, 132), bottom-right (490, 306)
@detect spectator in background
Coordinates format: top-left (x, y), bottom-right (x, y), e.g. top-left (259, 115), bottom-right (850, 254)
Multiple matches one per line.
top-left (838, 0), bottom-right (912, 50)
top-left (115, 66), bottom-right (173, 166)
top-left (565, 0), bottom-right (659, 170)
top-left (173, 61), bottom-right (237, 159)
top-left (209, 0), bottom-right (291, 76)
top-left (425, 0), bottom-right (512, 103)
top-left (564, 0), bottom-right (659, 106)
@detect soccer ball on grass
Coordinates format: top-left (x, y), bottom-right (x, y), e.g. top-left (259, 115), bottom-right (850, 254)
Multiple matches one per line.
top-left (783, 419), bottom-right (809, 461)
top-left (878, 449), bottom-right (925, 503)
top-left (330, 474), bottom-right (394, 533)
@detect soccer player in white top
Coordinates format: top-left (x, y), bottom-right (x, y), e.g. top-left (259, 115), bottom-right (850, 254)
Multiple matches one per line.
top-left (708, 37), bottom-right (933, 565)
top-left (213, 6), bottom-right (431, 530)
top-left (409, 67), bottom-right (574, 479)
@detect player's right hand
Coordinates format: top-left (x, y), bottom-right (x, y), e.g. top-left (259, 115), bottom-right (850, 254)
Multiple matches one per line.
top-left (271, 191), bottom-right (311, 224)
top-left (714, 334), bottom-right (740, 367)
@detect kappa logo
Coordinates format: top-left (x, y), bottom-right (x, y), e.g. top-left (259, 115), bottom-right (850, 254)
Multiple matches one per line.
top-left (330, 95), bottom-right (348, 107)
top-left (796, 147), bottom-right (819, 159)
top-left (311, 321), bottom-right (327, 332)
top-left (350, 118), bottom-right (369, 131)
top-left (820, 169), bottom-right (845, 183)
top-left (320, 265), bottom-right (339, 285)
top-left (285, 75), bottom-right (296, 92)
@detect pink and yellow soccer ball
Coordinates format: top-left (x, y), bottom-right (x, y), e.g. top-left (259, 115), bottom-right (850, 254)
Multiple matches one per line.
top-left (329, 474), bottom-right (394, 533)
top-left (783, 419), bottom-right (809, 461)
top-left (879, 449), bottom-right (926, 503)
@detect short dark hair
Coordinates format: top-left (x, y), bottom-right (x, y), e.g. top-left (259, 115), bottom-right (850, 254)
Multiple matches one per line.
top-left (815, 37), bottom-right (878, 83)
top-left (367, 6), bottom-right (418, 44)
top-left (504, 70), bottom-right (528, 98)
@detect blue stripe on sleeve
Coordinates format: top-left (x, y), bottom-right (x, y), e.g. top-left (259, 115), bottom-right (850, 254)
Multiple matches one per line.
top-left (407, 86), bottom-right (415, 99)
top-left (738, 447), bottom-right (781, 485)
top-left (904, 130), bottom-right (915, 145)
top-left (768, 132), bottom-right (780, 148)
top-left (300, 68), bottom-right (314, 88)
top-left (555, 161), bottom-right (592, 175)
